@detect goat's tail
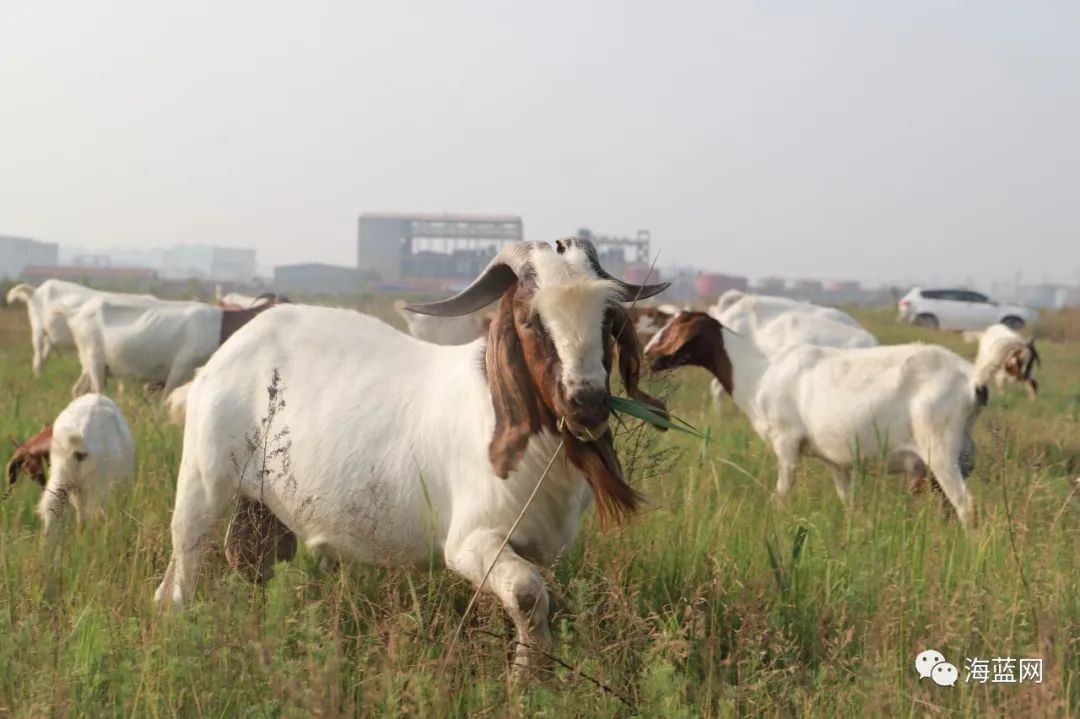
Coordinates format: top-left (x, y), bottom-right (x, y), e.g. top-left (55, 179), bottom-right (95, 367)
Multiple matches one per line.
top-left (5, 283), bottom-right (34, 306)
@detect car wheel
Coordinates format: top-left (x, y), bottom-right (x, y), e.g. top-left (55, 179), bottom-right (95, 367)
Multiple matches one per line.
top-left (913, 313), bottom-right (939, 330)
top-left (1001, 316), bottom-right (1026, 331)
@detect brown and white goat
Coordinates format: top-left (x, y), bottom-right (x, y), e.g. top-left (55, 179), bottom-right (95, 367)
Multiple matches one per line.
top-left (647, 311), bottom-right (994, 525)
top-left (154, 237), bottom-right (669, 676)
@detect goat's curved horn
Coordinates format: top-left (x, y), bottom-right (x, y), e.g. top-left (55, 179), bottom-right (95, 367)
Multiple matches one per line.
top-left (405, 241), bottom-right (550, 316)
top-left (554, 236), bottom-right (670, 302)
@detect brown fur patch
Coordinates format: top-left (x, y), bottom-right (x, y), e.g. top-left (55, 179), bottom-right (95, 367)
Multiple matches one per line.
top-left (220, 303), bottom-right (279, 346)
top-left (7, 425), bottom-right (53, 489)
top-left (646, 312), bottom-right (734, 394)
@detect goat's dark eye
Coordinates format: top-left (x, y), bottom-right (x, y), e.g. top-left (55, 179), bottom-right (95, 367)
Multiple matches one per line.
top-left (556, 240), bottom-right (566, 254)
top-left (74, 451), bottom-right (88, 462)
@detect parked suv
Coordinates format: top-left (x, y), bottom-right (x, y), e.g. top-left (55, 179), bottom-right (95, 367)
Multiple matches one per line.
top-left (897, 288), bottom-right (1037, 331)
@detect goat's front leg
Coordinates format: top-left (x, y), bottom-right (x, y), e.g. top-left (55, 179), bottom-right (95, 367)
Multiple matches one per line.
top-left (445, 528), bottom-right (553, 680)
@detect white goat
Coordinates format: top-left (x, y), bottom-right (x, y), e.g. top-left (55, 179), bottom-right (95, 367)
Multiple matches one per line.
top-left (37, 394), bottom-right (135, 535)
top-left (707, 295), bottom-right (878, 411)
top-left (61, 294), bottom-right (275, 398)
top-left (647, 312), bottom-right (997, 526)
top-left (393, 299), bottom-right (487, 345)
top-left (5, 280), bottom-right (145, 376)
top-left (154, 238), bottom-right (668, 672)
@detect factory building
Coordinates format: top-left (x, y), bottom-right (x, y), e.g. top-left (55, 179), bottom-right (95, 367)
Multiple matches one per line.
top-left (0, 235), bottom-right (58, 280)
top-left (357, 213), bottom-right (524, 284)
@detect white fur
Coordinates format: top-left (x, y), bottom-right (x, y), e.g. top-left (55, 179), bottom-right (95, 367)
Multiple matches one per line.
top-left (710, 324), bottom-right (990, 525)
top-left (5, 280), bottom-right (149, 376)
top-left (61, 294), bottom-right (223, 398)
top-left (38, 394), bottom-right (135, 535)
top-left (164, 381), bottom-right (193, 425)
top-left (706, 295), bottom-right (878, 413)
top-left (393, 300), bottom-right (486, 345)
top-left (155, 247), bottom-right (625, 670)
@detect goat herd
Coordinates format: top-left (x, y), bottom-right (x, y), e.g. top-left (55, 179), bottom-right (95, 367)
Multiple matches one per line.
top-left (3, 237), bottom-right (1042, 675)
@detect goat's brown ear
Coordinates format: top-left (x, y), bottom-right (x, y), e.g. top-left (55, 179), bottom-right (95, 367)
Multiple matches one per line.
top-left (486, 291), bottom-right (542, 478)
top-left (610, 306), bottom-right (668, 428)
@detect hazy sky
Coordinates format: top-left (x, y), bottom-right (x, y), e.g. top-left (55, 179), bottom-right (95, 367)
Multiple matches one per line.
top-left (2, 1), bottom-right (1078, 285)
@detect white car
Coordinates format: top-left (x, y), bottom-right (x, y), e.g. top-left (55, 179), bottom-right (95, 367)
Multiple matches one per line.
top-left (898, 287), bottom-right (1037, 331)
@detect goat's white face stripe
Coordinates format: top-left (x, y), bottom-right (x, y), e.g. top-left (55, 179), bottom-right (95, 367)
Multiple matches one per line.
top-left (529, 247), bottom-right (617, 392)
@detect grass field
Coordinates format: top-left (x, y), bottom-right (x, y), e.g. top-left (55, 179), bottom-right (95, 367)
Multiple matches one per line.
top-left (1, 302), bottom-right (1078, 717)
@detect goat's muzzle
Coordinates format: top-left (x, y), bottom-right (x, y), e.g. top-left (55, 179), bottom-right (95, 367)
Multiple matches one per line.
top-left (559, 388), bottom-right (611, 443)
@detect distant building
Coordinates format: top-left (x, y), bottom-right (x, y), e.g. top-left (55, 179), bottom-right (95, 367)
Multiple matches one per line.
top-left (1, 236), bottom-right (58, 279)
top-left (274, 263), bottom-right (366, 294)
top-left (624, 265), bottom-right (661, 285)
top-left (162, 245), bottom-right (256, 282)
top-left (1018, 283), bottom-right (1080, 310)
top-left (789, 279), bottom-right (824, 299)
top-left (753, 277), bottom-right (786, 294)
top-left (695, 273), bottom-right (748, 299)
top-left (357, 212), bottom-right (524, 283)
top-left (20, 264), bottom-right (158, 291)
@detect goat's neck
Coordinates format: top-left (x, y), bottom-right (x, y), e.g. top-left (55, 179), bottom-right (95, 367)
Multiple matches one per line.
top-left (718, 327), bottom-right (770, 418)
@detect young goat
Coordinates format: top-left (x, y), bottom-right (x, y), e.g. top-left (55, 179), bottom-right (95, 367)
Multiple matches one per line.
top-left (8, 394), bottom-right (135, 535)
top-left (647, 312), bottom-right (994, 526)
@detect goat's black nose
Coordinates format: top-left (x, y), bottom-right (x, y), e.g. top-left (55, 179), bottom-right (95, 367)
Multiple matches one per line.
top-left (569, 387), bottom-right (609, 411)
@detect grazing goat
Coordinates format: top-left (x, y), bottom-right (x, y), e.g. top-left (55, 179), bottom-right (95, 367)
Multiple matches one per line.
top-left (647, 312), bottom-right (997, 526)
top-left (5, 280), bottom-right (153, 376)
top-left (393, 299), bottom-right (488, 345)
top-left (61, 295), bottom-right (277, 398)
top-left (974, 324), bottom-right (1040, 397)
top-left (8, 394), bottom-right (135, 535)
top-left (155, 238), bottom-right (668, 674)
top-left (707, 295), bottom-right (878, 412)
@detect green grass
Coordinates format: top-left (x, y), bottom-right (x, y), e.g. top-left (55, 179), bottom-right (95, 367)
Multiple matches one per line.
top-left (1, 304), bottom-right (1078, 717)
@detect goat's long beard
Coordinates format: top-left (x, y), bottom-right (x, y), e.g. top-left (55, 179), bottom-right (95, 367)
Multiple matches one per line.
top-left (562, 426), bottom-right (641, 525)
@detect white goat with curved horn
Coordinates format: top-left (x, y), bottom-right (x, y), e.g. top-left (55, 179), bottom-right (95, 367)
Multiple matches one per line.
top-left (154, 237), bottom-right (669, 674)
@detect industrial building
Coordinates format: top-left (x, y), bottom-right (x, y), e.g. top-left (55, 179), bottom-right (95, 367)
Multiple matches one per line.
top-left (357, 212), bottom-right (524, 285)
top-left (274, 263), bottom-right (366, 294)
top-left (0, 235), bottom-right (58, 280)
top-left (356, 212), bottom-right (653, 288)
top-left (162, 245), bottom-right (257, 283)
